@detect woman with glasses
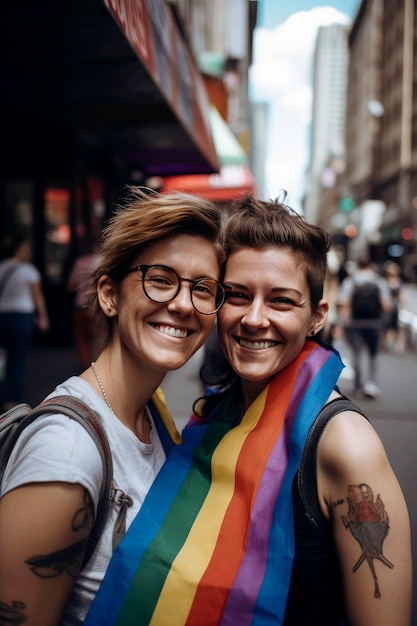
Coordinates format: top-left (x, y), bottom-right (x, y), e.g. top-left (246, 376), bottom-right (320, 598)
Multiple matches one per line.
top-left (86, 195), bottom-right (411, 626)
top-left (0, 187), bottom-right (225, 626)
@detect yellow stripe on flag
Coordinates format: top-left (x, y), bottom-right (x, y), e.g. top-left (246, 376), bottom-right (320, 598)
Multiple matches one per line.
top-left (149, 387), bottom-right (269, 625)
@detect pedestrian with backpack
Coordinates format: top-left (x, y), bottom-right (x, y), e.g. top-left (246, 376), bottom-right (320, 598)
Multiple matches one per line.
top-left (338, 257), bottom-right (392, 398)
top-left (0, 187), bottom-right (226, 626)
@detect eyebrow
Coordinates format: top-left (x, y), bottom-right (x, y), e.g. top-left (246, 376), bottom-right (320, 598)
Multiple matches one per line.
top-left (224, 282), bottom-right (302, 297)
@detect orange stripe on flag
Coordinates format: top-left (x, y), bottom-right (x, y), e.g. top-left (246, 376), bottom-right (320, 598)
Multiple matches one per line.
top-left (185, 362), bottom-right (299, 625)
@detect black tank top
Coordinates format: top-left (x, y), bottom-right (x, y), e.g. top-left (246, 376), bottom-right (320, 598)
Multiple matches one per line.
top-left (284, 397), bottom-right (366, 625)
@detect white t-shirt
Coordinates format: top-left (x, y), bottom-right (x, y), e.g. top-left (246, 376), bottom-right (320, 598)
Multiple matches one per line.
top-left (0, 377), bottom-right (167, 625)
top-left (0, 259), bottom-right (41, 313)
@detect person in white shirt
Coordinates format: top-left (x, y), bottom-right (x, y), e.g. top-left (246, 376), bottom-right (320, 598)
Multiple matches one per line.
top-left (0, 187), bottom-right (225, 626)
top-left (0, 235), bottom-right (49, 410)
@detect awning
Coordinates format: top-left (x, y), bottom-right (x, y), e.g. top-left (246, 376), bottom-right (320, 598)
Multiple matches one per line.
top-left (1, 0), bottom-right (219, 178)
top-left (162, 165), bottom-right (255, 201)
top-left (161, 106), bottom-right (255, 200)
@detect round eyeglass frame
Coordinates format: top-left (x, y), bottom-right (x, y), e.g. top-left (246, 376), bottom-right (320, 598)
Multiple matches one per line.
top-left (125, 264), bottom-right (225, 315)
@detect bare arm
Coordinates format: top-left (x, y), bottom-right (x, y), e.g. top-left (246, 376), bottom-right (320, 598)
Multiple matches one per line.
top-left (30, 281), bottom-right (49, 332)
top-left (318, 411), bottom-right (412, 626)
top-left (0, 482), bottom-right (93, 625)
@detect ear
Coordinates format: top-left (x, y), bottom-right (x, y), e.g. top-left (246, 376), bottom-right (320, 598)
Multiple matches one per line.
top-left (309, 299), bottom-right (329, 337)
top-left (97, 275), bottom-right (118, 316)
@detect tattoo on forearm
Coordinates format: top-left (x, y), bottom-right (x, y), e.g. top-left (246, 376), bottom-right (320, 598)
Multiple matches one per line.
top-left (341, 483), bottom-right (393, 599)
top-left (25, 488), bottom-right (94, 579)
top-left (0, 600), bottom-right (27, 624)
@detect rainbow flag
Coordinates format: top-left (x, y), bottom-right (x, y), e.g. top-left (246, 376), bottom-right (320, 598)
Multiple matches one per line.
top-left (85, 341), bottom-right (344, 625)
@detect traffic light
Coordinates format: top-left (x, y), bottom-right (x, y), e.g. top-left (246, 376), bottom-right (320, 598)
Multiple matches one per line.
top-left (339, 197), bottom-right (354, 212)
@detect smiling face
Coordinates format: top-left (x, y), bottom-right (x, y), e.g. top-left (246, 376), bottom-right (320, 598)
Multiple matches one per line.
top-left (218, 247), bottom-right (328, 405)
top-left (99, 233), bottom-right (221, 375)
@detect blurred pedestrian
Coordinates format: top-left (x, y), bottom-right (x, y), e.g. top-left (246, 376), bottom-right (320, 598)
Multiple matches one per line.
top-left (68, 239), bottom-right (105, 370)
top-left (322, 245), bottom-right (347, 343)
top-left (0, 234), bottom-right (49, 410)
top-left (382, 261), bottom-right (405, 355)
top-left (338, 257), bottom-right (392, 398)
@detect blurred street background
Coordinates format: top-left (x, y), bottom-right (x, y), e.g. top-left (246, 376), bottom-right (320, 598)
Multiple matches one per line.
top-left (3, 0), bottom-right (417, 621)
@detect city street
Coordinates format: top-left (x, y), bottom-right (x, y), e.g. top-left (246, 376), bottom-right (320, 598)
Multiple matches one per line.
top-left (3, 0), bottom-right (417, 620)
top-left (11, 336), bottom-right (417, 624)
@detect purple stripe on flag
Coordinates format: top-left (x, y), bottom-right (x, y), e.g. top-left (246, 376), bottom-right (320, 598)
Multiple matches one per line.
top-left (220, 345), bottom-right (332, 625)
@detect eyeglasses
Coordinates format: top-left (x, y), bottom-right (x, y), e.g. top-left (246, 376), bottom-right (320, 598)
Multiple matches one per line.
top-left (125, 264), bottom-right (225, 315)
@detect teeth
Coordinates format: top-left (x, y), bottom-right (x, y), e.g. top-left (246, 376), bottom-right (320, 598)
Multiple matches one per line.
top-left (239, 338), bottom-right (276, 350)
top-left (154, 325), bottom-right (188, 338)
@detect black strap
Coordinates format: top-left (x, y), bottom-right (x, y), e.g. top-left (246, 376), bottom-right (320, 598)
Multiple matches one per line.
top-left (0, 263), bottom-right (20, 302)
top-left (0, 395), bottom-right (113, 568)
top-left (297, 396), bottom-right (367, 538)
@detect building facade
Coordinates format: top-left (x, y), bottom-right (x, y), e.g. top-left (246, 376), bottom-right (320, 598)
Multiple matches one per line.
top-left (304, 23), bottom-right (350, 227)
top-left (344, 0), bottom-right (417, 277)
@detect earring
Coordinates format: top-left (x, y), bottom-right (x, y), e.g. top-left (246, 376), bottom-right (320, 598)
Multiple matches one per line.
top-left (310, 330), bottom-right (315, 336)
top-left (107, 308), bottom-right (112, 314)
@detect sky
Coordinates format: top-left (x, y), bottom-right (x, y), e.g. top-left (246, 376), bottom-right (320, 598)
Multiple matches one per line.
top-left (250, 0), bottom-right (362, 205)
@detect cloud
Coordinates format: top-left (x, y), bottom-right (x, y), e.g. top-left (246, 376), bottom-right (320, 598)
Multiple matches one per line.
top-left (250, 7), bottom-right (351, 203)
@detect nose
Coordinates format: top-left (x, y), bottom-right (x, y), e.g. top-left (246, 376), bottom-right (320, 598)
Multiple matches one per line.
top-left (167, 281), bottom-right (194, 315)
top-left (241, 298), bottom-right (270, 329)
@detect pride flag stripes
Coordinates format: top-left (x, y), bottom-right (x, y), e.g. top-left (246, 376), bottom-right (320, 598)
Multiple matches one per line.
top-left (85, 341), bottom-right (344, 625)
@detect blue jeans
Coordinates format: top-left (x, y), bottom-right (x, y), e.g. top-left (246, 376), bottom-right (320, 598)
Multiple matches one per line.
top-left (0, 312), bottom-right (35, 404)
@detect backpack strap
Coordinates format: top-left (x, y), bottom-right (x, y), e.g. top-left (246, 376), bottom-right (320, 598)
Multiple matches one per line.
top-left (297, 396), bottom-right (368, 538)
top-left (0, 395), bottom-right (113, 568)
top-left (0, 263), bottom-right (21, 302)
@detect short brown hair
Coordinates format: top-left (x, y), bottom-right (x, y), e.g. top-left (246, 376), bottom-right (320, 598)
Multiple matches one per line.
top-left (223, 195), bottom-right (331, 310)
top-left (89, 187), bottom-right (224, 330)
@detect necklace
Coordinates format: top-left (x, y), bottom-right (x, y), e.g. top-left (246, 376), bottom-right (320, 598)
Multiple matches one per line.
top-left (90, 361), bottom-right (152, 431)
top-left (91, 361), bottom-right (113, 412)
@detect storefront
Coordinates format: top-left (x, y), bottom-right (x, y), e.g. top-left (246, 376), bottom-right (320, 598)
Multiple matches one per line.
top-left (1, 0), bottom-right (218, 344)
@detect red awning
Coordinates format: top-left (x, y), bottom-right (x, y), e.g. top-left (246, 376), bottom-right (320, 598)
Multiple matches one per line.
top-left (162, 165), bottom-right (255, 201)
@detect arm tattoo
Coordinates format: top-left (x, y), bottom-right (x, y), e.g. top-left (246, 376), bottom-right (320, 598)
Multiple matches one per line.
top-left (25, 488), bottom-right (94, 579)
top-left (341, 483), bottom-right (393, 598)
top-left (0, 600), bottom-right (27, 624)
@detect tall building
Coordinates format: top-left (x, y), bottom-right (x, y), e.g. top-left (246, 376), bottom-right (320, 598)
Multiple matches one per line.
top-left (344, 0), bottom-right (417, 277)
top-left (304, 23), bottom-right (350, 226)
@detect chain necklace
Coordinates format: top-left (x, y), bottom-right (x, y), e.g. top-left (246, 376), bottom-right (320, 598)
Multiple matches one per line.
top-left (90, 361), bottom-right (152, 431)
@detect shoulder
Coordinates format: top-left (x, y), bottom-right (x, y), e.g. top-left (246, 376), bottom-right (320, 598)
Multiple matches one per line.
top-left (2, 412), bottom-right (103, 501)
top-left (376, 276), bottom-right (391, 296)
top-left (19, 262), bottom-right (40, 282)
top-left (319, 408), bottom-right (385, 468)
top-left (316, 404), bottom-right (392, 518)
top-left (2, 378), bottom-right (106, 503)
